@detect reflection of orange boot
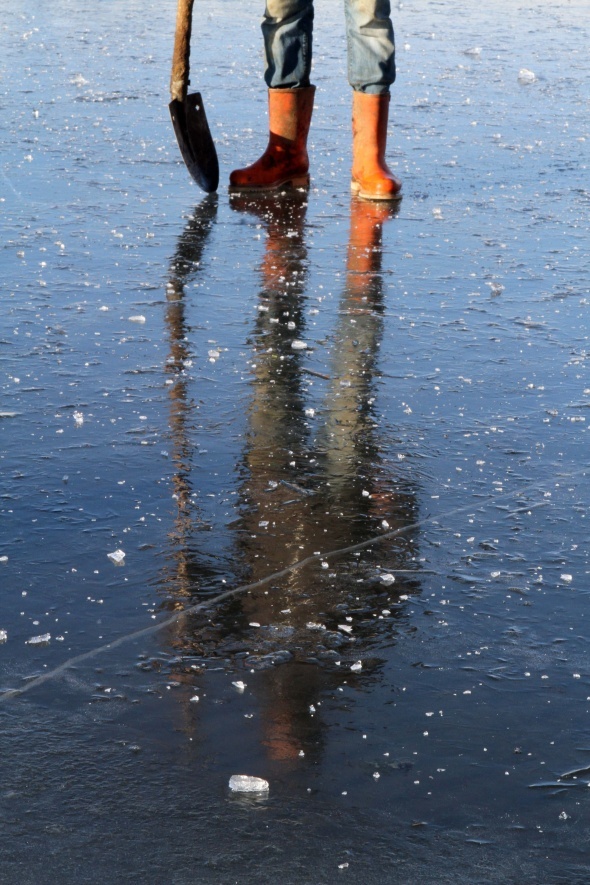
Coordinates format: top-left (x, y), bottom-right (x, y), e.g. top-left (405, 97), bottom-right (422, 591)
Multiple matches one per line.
top-left (347, 199), bottom-right (399, 278)
top-left (351, 92), bottom-right (402, 202)
top-left (229, 87), bottom-right (315, 192)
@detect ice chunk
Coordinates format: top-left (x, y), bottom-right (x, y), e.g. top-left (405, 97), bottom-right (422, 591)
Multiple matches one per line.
top-left (129, 315), bottom-right (146, 324)
top-left (0, 629), bottom-right (7, 642)
top-left (26, 633), bottom-right (51, 645)
top-left (232, 681), bottom-right (247, 692)
top-left (107, 548), bottom-right (126, 564)
top-left (0, 555), bottom-right (8, 563)
top-left (73, 411), bottom-right (84, 426)
top-left (560, 574), bottom-right (573, 583)
top-left (518, 68), bottom-right (536, 83)
top-left (351, 661), bottom-right (363, 672)
top-left (291, 340), bottom-right (307, 350)
top-left (464, 46), bottom-right (482, 57)
top-left (380, 573), bottom-right (396, 585)
top-left (229, 774), bottom-right (269, 793)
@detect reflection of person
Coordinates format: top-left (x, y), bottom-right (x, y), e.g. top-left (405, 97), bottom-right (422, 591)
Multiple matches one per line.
top-left (161, 195), bottom-right (417, 765)
top-left (228, 194), bottom-right (416, 762)
top-left (229, 0), bottom-right (402, 201)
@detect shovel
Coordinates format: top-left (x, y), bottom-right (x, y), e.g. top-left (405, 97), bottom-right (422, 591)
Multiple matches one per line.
top-left (169, 0), bottom-right (219, 192)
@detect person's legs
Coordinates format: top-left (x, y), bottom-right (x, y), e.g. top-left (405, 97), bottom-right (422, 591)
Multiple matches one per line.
top-left (345, 0), bottom-right (401, 200)
top-left (262, 0), bottom-right (314, 89)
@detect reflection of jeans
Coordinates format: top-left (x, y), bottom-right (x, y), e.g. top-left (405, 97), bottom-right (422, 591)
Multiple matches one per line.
top-left (262, 0), bottom-right (395, 94)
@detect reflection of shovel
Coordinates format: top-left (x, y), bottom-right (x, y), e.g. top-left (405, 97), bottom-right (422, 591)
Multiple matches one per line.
top-left (169, 0), bottom-right (219, 192)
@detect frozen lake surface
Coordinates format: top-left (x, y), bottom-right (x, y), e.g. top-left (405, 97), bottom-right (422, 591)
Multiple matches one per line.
top-left (1, 0), bottom-right (589, 881)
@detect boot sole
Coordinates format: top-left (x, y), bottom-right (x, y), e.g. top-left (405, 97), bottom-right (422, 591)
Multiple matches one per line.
top-left (229, 174), bottom-right (310, 194)
top-left (350, 180), bottom-right (403, 202)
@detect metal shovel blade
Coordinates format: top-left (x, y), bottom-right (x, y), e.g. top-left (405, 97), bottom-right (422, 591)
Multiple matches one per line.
top-left (169, 92), bottom-right (219, 193)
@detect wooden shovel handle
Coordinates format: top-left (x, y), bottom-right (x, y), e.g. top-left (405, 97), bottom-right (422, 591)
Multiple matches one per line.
top-left (170, 0), bottom-right (195, 103)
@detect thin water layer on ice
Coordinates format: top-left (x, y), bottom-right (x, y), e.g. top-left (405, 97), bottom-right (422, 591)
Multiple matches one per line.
top-left (1, 0), bottom-right (589, 882)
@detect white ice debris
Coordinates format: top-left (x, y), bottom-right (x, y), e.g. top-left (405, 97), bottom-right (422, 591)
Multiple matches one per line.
top-left (189, 695), bottom-right (200, 703)
top-left (464, 46), bottom-right (482, 57)
top-left (0, 630), bottom-right (7, 642)
top-left (26, 633), bottom-right (51, 645)
top-left (351, 661), bottom-right (363, 672)
top-left (0, 555), bottom-right (8, 563)
top-left (73, 411), bottom-right (84, 426)
top-left (305, 408), bottom-right (315, 418)
top-left (518, 68), bottom-right (536, 83)
top-left (228, 774), bottom-right (269, 793)
top-left (129, 315), bottom-right (146, 324)
top-left (380, 573), bottom-right (396, 585)
top-left (291, 339), bottom-right (307, 350)
top-left (232, 681), bottom-right (247, 692)
top-left (560, 574), bottom-right (573, 583)
top-left (306, 622), bottom-right (326, 631)
top-left (338, 624), bottom-right (353, 634)
top-left (107, 548), bottom-right (126, 564)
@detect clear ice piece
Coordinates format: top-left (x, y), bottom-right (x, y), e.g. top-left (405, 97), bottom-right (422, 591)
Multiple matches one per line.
top-left (228, 774), bottom-right (269, 793)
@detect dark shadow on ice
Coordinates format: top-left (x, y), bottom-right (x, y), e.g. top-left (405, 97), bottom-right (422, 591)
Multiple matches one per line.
top-left (160, 193), bottom-right (421, 764)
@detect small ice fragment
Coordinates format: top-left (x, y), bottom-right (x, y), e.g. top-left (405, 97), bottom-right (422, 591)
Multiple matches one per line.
top-left (291, 339), bottom-right (307, 350)
top-left (0, 555), bottom-right (8, 563)
top-left (380, 573), bottom-right (396, 585)
top-left (26, 633), bottom-right (51, 645)
top-left (464, 46), bottom-right (482, 56)
top-left (306, 622), bottom-right (326, 631)
top-left (0, 629), bottom-right (7, 642)
top-left (338, 624), bottom-right (353, 634)
top-left (305, 408), bottom-right (315, 418)
top-left (559, 811), bottom-right (570, 821)
top-left (228, 774), bottom-right (269, 793)
top-left (518, 68), bottom-right (536, 83)
top-left (362, 489), bottom-right (370, 497)
top-left (129, 315), bottom-right (146, 324)
top-left (338, 863), bottom-right (350, 869)
top-left (373, 771), bottom-right (381, 780)
top-left (249, 622), bottom-right (261, 628)
top-left (560, 574), bottom-right (573, 583)
top-left (232, 681), bottom-right (247, 692)
top-left (309, 704), bottom-right (316, 713)
top-left (189, 695), bottom-right (199, 703)
top-left (208, 349), bottom-right (220, 359)
top-left (73, 411), bottom-right (84, 426)
top-left (381, 520), bottom-right (390, 529)
top-left (351, 661), bottom-right (363, 672)
top-left (107, 549), bottom-right (126, 564)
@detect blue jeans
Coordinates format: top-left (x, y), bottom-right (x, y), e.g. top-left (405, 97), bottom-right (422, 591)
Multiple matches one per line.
top-left (262, 0), bottom-right (395, 94)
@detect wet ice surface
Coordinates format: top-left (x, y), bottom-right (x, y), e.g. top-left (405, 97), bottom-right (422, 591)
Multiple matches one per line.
top-left (1, 0), bottom-right (589, 881)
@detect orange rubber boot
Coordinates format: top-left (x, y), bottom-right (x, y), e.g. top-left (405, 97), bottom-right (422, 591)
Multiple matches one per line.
top-left (351, 92), bottom-right (402, 202)
top-left (229, 86), bottom-right (315, 192)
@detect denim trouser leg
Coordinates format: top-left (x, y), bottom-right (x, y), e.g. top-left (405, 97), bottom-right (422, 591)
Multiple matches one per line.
top-left (345, 0), bottom-right (395, 94)
top-left (261, 0), bottom-right (395, 94)
top-left (262, 0), bottom-right (314, 89)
